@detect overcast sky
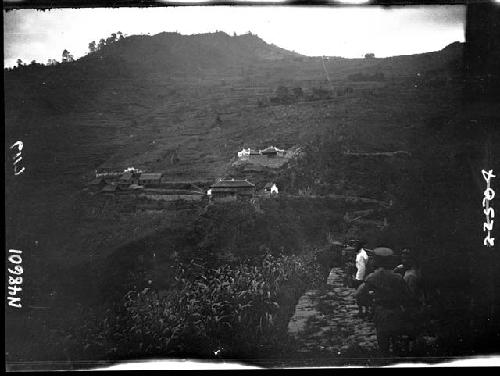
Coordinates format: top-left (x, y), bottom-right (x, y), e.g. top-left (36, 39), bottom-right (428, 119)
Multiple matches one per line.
top-left (4, 5), bottom-right (465, 68)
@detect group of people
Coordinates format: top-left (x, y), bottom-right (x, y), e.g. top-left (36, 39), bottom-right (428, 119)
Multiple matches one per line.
top-left (346, 241), bottom-right (425, 356)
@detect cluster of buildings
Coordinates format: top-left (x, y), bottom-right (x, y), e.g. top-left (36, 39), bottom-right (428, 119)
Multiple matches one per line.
top-left (90, 167), bottom-right (163, 193)
top-left (207, 179), bottom-right (278, 203)
top-left (90, 142), bottom-right (286, 203)
top-left (221, 145), bottom-right (285, 203)
top-left (90, 168), bottom-right (279, 203)
top-left (237, 146), bottom-right (286, 160)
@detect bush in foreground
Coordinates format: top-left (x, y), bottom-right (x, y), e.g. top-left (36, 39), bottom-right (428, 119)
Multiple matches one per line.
top-left (70, 251), bottom-right (324, 360)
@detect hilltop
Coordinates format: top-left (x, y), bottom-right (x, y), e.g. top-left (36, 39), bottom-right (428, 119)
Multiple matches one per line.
top-left (4, 31), bottom-right (465, 281)
top-left (79, 31), bottom-right (301, 72)
top-left (4, 31), bottom-right (463, 178)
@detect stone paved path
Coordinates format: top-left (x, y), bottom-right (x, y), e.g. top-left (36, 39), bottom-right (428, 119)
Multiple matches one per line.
top-left (287, 267), bottom-right (379, 357)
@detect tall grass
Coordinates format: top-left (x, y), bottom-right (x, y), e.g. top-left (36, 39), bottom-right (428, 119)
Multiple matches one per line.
top-left (70, 251), bottom-right (324, 360)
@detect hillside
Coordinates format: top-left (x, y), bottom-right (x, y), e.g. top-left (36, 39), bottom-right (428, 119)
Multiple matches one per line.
top-left (79, 31), bottom-right (301, 72)
top-left (5, 32), bottom-right (464, 267)
top-left (6, 32), bottom-right (478, 363)
top-left (4, 32), bottom-right (463, 177)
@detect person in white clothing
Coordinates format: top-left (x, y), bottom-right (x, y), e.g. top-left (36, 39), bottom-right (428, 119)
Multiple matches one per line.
top-left (353, 241), bottom-right (372, 317)
top-left (354, 242), bottom-right (369, 287)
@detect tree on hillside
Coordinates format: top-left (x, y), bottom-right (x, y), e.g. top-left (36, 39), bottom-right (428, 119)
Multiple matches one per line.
top-left (98, 38), bottom-right (106, 50)
top-left (364, 53), bottom-right (375, 59)
top-left (88, 41), bottom-right (96, 53)
top-left (62, 49), bottom-right (69, 62)
top-left (106, 33), bottom-right (117, 45)
top-left (117, 31), bottom-right (124, 40)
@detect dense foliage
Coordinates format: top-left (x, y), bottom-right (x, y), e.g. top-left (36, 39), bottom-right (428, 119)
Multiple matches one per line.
top-left (69, 252), bottom-right (324, 360)
top-left (194, 200), bottom-right (346, 259)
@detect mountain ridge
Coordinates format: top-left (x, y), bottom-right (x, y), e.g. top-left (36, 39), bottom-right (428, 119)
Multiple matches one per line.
top-left (76, 31), bottom-right (302, 74)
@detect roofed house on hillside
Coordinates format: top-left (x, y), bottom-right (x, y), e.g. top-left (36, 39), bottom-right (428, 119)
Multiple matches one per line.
top-left (118, 172), bottom-right (140, 188)
top-left (208, 179), bottom-right (255, 202)
top-left (95, 167), bottom-right (123, 178)
top-left (139, 173), bottom-right (162, 186)
top-left (260, 146), bottom-right (285, 158)
top-left (118, 172), bottom-right (133, 187)
top-left (237, 148), bottom-right (260, 160)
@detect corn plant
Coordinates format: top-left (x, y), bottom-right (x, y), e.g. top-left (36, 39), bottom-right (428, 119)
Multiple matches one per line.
top-left (68, 251), bottom-right (324, 359)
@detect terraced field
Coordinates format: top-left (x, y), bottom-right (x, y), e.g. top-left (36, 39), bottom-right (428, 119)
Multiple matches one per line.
top-left (5, 33), bottom-right (473, 365)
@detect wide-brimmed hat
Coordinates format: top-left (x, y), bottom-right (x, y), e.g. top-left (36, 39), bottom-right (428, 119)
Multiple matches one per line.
top-left (372, 247), bottom-right (394, 257)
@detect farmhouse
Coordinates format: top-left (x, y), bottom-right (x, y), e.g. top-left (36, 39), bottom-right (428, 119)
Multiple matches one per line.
top-left (238, 148), bottom-right (250, 159)
top-left (260, 146), bottom-right (285, 158)
top-left (95, 167), bottom-right (123, 178)
top-left (237, 148), bottom-right (260, 160)
top-left (264, 183), bottom-right (279, 196)
top-left (139, 173), bottom-right (162, 186)
top-left (119, 172), bottom-right (133, 187)
top-left (118, 172), bottom-right (141, 187)
top-left (208, 179), bottom-right (255, 202)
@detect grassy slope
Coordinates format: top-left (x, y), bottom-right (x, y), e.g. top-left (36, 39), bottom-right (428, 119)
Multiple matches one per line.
top-left (6, 33), bottom-right (476, 362)
top-left (4, 34), bottom-right (464, 298)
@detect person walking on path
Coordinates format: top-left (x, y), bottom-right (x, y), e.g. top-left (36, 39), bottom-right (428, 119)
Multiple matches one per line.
top-left (354, 241), bottom-right (369, 288)
top-left (394, 248), bottom-right (425, 354)
top-left (352, 241), bottom-right (371, 317)
top-left (354, 247), bottom-right (411, 357)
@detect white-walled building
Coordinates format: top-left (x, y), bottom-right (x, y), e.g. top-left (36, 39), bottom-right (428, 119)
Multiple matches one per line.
top-left (260, 146), bottom-right (285, 158)
top-left (264, 183), bottom-right (279, 195)
top-left (237, 148), bottom-right (260, 160)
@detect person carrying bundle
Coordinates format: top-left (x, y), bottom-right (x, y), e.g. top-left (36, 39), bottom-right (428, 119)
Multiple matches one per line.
top-left (354, 247), bottom-right (411, 356)
top-left (394, 248), bottom-right (425, 354)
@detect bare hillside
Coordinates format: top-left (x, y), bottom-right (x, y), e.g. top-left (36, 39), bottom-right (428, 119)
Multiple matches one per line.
top-left (4, 32), bottom-right (463, 269)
